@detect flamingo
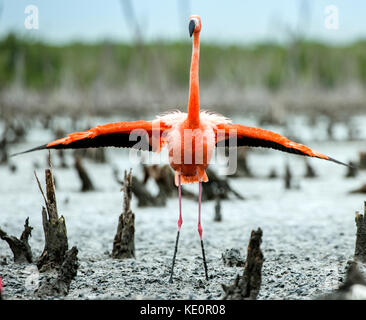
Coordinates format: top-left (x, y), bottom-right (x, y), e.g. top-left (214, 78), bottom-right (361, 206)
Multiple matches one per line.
top-left (14, 15), bottom-right (348, 283)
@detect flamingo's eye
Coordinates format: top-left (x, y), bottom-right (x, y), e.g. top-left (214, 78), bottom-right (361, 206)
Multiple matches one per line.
top-left (189, 20), bottom-right (196, 37)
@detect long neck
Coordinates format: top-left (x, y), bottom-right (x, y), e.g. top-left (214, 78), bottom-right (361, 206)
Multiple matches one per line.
top-left (187, 33), bottom-right (200, 128)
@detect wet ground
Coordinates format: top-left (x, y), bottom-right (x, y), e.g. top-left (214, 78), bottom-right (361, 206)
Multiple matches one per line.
top-left (0, 115), bottom-right (366, 299)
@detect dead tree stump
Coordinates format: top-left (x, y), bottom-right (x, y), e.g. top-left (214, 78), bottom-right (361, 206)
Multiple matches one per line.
top-left (55, 129), bottom-right (68, 168)
top-left (112, 169), bottom-right (135, 259)
top-left (222, 228), bottom-right (264, 300)
top-left (204, 168), bottom-right (244, 201)
top-left (132, 176), bottom-right (165, 207)
top-left (268, 167), bottom-right (278, 179)
top-left (304, 160), bottom-right (317, 178)
top-left (327, 119), bottom-right (335, 141)
top-left (320, 261), bottom-right (366, 299)
top-left (229, 148), bottom-right (253, 178)
top-left (143, 164), bottom-right (195, 200)
top-left (36, 246), bottom-right (79, 297)
top-left (58, 149), bottom-right (68, 169)
top-left (350, 184), bottom-right (366, 194)
top-left (113, 167), bottom-right (165, 207)
top-left (350, 183), bottom-right (366, 193)
top-left (74, 156), bottom-right (95, 192)
top-left (214, 198), bottom-right (222, 222)
top-left (0, 217), bottom-right (33, 263)
top-left (0, 134), bottom-right (8, 165)
top-left (359, 152), bottom-right (366, 170)
top-left (143, 164), bottom-right (175, 198)
top-left (345, 161), bottom-right (358, 178)
top-left (284, 164), bottom-right (292, 189)
top-left (35, 157), bottom-right (69, 272)
top-left (355, 202), bottom-right (366, 263)
top-left (342, 261), bottom-right (366, 289)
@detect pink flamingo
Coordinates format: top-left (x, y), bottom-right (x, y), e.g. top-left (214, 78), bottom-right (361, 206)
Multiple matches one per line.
top-left (14, 15), bottom-right (348, 282)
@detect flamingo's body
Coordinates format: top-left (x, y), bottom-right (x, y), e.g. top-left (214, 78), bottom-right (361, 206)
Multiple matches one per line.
top-left (14, 15), bottom-right (348, 282)
top-left (161, 110), bottom-right (229, 184)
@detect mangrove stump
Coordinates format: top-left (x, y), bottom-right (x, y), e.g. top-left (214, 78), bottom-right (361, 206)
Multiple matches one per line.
top-left (214, 198), bottom-right (222, 222)
top-left (204, 168), bottom-right (244, 201)
top-left (35, 157), bottom-right (69, 272)
top-left (284, 164), bottom-right (292, 189)
top-left (359, 152), bottom-right (366, 170)
top-left (114, 167), bottom-right (165, 207)
top-left (304, 160), bottom-right (317, 178)
top-left (55, 129), bottom-right (68, 168)
top-left (350, 184), bottom-right (366, 194)
top-left (230, 148), bottom-right (253, 178)
top-left (132, 175), bottom-right (165, 207)
top-left (355, 202), bottom-right (366, 263)
top-left (222, 228), bottom-right (264, 300)
top-left (345, 161), bottom-right (358, 178)
top-left (0, 133), bottom-right (8, 164)
top-left (74, 156), bottom-right (95, 192)
top-left (112, 169), bottom-right (135, 259)
top-left (321, 261), bottom-right (366, 299)
top-left (143, 164), bottom-right (195, 200)
top-left (268, 168), bottom-right (278, 179)
top-left (36, 246), bottom-right (79, 297)
top-left (0, 217), bottom-right (33, 263)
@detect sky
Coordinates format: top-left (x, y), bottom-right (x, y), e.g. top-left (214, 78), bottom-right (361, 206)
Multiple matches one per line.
top-left (0, 0), bottom-right (365, 45)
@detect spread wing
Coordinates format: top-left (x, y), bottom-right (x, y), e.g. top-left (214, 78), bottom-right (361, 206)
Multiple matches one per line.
top-left (12, 120), bottom-right (169, 156)
top-left (215, 123), bottom-right (349, 166)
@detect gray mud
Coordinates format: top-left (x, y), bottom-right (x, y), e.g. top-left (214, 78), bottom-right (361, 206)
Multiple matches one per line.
top-left (1, 118), bottom-right (366, 300)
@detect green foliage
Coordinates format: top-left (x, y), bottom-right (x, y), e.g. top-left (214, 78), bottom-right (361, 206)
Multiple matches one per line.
top-left (0, 33), bottom-right (365, 91)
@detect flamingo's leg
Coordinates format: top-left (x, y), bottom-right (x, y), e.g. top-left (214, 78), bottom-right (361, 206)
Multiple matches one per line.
top-left (198, 182), bottom-right (209, 281)
top-left (169, 175), bottom-right (183, 283)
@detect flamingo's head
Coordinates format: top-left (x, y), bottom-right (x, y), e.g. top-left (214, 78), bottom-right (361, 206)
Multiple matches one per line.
top-left (189, 15), bottom-right (201, 37)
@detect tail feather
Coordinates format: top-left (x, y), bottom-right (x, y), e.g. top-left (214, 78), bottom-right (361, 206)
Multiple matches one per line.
top-left (174, 170), bottom-right (209, 186)
top-left (10, 144), bottom-right (48, 157)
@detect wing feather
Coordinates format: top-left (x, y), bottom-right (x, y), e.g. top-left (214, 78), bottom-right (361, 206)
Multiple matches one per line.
top-left (215, 123), bottom-right (349, 166)
top-left (12, 120), bottom-right (169, 156)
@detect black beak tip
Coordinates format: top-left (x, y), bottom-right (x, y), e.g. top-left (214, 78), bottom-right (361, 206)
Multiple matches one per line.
top-left (189, 20), bottom-right (195, 37)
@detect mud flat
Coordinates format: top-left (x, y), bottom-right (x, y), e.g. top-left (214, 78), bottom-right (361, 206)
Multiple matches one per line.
top-left (1, 120), bottom-right (366, 300)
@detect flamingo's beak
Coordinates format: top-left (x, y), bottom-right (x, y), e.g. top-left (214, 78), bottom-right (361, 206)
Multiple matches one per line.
top-left (189, 20), bottom-right (195, 37)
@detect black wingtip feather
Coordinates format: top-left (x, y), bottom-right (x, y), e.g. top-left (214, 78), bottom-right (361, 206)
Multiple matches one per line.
top-left (327, 156), bottom-right (355, 168)
top-left (10, 144), bottom-right (48, 157)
